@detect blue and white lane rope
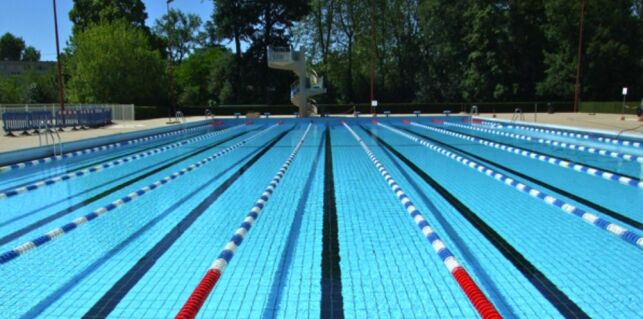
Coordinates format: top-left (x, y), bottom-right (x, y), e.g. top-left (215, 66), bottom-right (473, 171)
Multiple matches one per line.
top-left (175, 123), bottom-right (313, 319)
top-left (445, 121), bottom-right (643, 163)
top-left (341, 122), bottom-right (502, 319)
top-left (477, 119), bottom-right (642, 148)
top-left (0, 123), bottom-right (214, 174)
top-left (378, 122), bottom-right (643, 250)
top-left (0, 124), bottom-right (244, 201)
top-left (0, 124), bottom-right (280, 264)
top-left (410, 121), bottom-right (643, 189)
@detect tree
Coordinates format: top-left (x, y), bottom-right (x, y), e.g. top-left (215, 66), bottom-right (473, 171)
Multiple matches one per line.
top-left (175, 47), bottom-right (234, 106)
top-left (0, 33), bottom-right (26, 61)
top-left (154, 9), bottom-right (203, 63)
top-left (21, 46), bottom-right (41, 61)
top-left (212, 0), bottom-right (256, 62)
top-left (538, 0), bottom-right (642, 100)
top-left (67, 20), bottom-right (166, 105)
top-left (69, 0), bottom-right (148, 34)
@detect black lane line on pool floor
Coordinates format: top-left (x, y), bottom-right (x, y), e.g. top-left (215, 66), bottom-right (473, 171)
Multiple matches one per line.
top-left (397, 125), bottom-right (643, 230)
top-left (0, 128), bottom-right (250, 231)
top-left (22, 131), bottom-right (274, 319)
top-left (358, 126), bottom-right (518, 318)
top-left (83, 127), bottom-right (293, 319)
top-left (260, 128), bottom-right (325, 319)
top-left (365, 127), bottom-right (590, 319)
top-left (0, 129), bottom-right (257, 247)
top-left (321, 127), bottom-right (345, 319)
top-left (423, 122), bottom-right (640, 182)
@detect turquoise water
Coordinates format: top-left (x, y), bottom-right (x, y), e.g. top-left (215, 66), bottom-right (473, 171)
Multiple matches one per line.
top-left (0, 117), bottom-right (641, 318)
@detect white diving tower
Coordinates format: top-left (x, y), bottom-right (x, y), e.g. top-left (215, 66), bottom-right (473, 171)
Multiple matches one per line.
top-left (267, 46), bottom-right (326, 117)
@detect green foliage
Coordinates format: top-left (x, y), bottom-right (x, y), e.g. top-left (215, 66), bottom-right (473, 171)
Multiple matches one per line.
top-left (21, 46), bottom-right (40, 62)
top-left (153, 9), bottom-right (203, 63)
top-left (69, 0), bottom-right (148, 34)
top-left (0, 33), bottom-right (26, 61)
top-left (67, 20), bottom-right (166, 105)
top-left (0, 68), bottom-right (58, 103)
top-left (175, 47), bottom-right (234, 106)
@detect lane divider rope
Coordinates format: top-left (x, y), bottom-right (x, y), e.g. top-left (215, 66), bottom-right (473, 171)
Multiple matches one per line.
top-left (475, 118), bottom-right (642, 148)
top-left (175, 123), bottom-right (312, 319)
top-left (0, 123), bottom-right (281, 264)
top-left (410, 121), bottom-right (642, 188)
top-left (446, 121), bottom-right (643, 163)
top-left (0, 124), bottom-right (244, 200)
top-left (0, 122), bottom-right (220, 173)
top-left (343, 121), bottom-right (502, 319)
top-left (379, 121), bottom-right (643, 250)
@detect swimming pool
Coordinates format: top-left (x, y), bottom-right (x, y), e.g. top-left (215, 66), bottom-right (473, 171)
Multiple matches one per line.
top-left (0, 116), bottom-right (641, 318)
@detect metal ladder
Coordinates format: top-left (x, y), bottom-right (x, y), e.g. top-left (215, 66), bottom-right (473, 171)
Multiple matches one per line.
top-left (204, 109), bottom-right (215, 120)
top-left (175, 111), bottom-right (185, 123)
top-left (470, 105), bottom-right (479, 115)
top-left (38, 120), bottom-right (63, 156)
top-left (511, 108), bottom-right (525, 122)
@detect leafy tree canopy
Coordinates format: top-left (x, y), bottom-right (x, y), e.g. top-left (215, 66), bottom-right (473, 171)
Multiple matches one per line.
top-left (67, 20), bottom-right (166, 105)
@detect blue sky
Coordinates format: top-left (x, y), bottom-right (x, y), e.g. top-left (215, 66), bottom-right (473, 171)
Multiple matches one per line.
top-left (0, 0), bottom-right (214, 61)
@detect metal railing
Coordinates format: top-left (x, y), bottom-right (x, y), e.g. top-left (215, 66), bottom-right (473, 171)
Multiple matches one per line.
top-left (511, 108), bottom-right (525, 122)
top-left (0, 104), bottom-right (135, 121)
top-left (37, 120), bottom-right (63, 156)
top-left (175, 111), bottom-right (185, 123)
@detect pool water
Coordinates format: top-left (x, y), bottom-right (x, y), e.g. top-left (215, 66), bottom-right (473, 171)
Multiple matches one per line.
top-left (0, 117), bottom-right (641, 319)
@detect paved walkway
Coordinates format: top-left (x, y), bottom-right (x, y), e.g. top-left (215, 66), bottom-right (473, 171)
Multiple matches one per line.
top-left (477, 112), bottom-right (643, 135)
top-left (0, 117), bottom-right (205, 153)
top-left (1, 113), bottom-right (641, 154)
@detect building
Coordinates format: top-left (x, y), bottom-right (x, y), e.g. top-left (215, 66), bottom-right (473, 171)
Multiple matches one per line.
top-left (0, 61), bottom-right (55, 77)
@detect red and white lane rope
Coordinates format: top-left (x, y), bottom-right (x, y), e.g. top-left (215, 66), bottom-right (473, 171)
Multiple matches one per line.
top-left (175, 123), bottom-right (312, 319)
top-left (342, 121), bottom-right (502, 319)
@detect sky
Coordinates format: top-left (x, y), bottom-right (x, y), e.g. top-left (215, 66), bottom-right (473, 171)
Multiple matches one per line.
top-left (0, 0), bottom-right (214, 61)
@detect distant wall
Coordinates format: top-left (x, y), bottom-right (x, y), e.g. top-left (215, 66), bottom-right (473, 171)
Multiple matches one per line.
top-left (579, 101), bottom-right (642, 114)
top-left (136, 101), bottom-right (577, 119)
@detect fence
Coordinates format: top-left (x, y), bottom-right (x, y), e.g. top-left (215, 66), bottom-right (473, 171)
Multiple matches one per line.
top-left (579, 101), bottom-right (642, 114)
top-left (0, 104), bottom-right (135, 121)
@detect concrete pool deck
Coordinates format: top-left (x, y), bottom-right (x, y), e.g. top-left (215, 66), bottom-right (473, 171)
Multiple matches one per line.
top-left (1, 112), bottom-right (641, 154)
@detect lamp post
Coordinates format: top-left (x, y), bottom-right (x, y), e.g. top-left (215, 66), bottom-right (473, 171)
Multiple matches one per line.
top-left (573, 0), bottom-right (586, 113)
top-left (621, 87), bottom-right (627, 120)
top-left (52, 0), bottom-right (65, 111)
top-left (166, 0), bottom-right (176, 123)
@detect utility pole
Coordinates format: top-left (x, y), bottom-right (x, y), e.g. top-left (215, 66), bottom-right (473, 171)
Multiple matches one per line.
top-left (52, 0), bottom-right (65, 111)
top-left (166, 0), bottom-right (176, 122)
top-left (369, 0), bottom-right (376, 114)
top-left (573, 0), bottom-right (586, 113)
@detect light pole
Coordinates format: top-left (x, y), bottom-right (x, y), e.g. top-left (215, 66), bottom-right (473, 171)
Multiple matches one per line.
top-left (621, 87), bottom-right (627, 120)
top-left (573, 0), bottom-right (586, 113)
top-left (166, 0), bottom-right (176, 123)
top-left (52, 0), bottom-right (65, 111)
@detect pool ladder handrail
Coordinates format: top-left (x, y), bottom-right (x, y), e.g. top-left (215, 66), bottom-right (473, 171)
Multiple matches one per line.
top-left (511, 108), bottom-right (525, 122)
top-left (37, 120), bottom-right (63, 156)
top-left (470, 105), bottom-right (479, 116)
top-left (204, 109), bottom-right (215, 120)
top-left (175, 111), bottom-right (186, 124)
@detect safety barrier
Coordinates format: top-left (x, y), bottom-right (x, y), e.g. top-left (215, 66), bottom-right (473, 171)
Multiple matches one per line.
top-left (0, 123), bottom-right (213, 174)
top-left (0, 123), bottom-right (280, 264)
top-left (343, 121), bottom-right (502, 319)
top-left (175, 123), bottom-right (312, 319)
top-left (2, 112), bottom-right (32, 136)
top-left (2, 108), bottom-right (113, 135)
top-left (411, 121), bottom-right (642, 188)
top-left (0, 124), bottom-right (244, 200)
top-left (378, 121), bottom-right (643, 250)
top-left (445, 121), bottom-right (643, 163)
